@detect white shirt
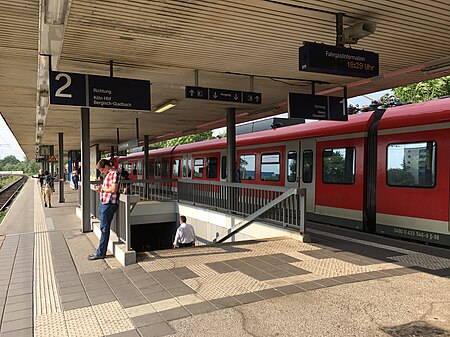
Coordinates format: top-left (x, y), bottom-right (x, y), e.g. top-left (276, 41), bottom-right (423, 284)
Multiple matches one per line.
top-left (173, 222), bottom-right (196, 245)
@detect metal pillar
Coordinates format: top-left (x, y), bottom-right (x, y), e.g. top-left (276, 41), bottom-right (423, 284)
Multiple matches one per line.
top-left (81, 107), bottom-right (91, 232)
top-left (226, 108), bottom-right (237, 182)
top-left (144, 135), bottom-right (149, 197)
top-left (58, 132), bottom-right (65, 203)
top-left (110, 146), bottom-right (115, 159)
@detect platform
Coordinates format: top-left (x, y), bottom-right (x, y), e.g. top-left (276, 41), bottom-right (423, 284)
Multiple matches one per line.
top-left (0, 178), bottom-right (449, 337)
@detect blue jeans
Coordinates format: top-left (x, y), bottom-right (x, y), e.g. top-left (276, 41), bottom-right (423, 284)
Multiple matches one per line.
top-left (96, 203), bottom-right (118, 256)
top-left (72, 175), bottom-right (78, 189)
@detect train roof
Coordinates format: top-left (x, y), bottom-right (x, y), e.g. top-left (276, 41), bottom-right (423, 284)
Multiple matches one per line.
top-left (125, 112), bottom-right (374, 159)
top-left (378, 96), bottom-right (450, 130)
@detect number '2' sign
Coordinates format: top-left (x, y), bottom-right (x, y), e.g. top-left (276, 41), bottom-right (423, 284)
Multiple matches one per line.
top-left (50, 71), bottom-right (87, 107)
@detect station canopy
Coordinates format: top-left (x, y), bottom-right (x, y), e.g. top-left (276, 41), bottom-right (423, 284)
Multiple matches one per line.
top-left (0, 1), bottom-right (449, 159)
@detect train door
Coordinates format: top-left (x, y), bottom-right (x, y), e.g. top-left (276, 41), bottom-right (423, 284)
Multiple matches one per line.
top-left (285, 140), bottom-right (316, 213)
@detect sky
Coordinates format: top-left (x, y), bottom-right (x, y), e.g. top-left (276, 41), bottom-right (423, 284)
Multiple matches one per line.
top-left (0, 89), bottom-right (392, 161)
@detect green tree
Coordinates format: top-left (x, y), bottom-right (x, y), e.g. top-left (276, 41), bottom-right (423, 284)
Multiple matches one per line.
top-left (153, 131), bottom-right (214, 148)
top-left (392, 76), bottom-right (450, 102)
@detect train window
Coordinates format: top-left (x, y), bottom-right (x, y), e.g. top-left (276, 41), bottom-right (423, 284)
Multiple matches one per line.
top-left (148, 161), bottom-right (154, 176)
top-left (287, 151), bottom-right (297, 182)
top-left (206, 157), bottom-right (218, 179)
top-left (162, 160), bottom-right (169, 177)
top-left (155, 160), bottom-right (161, 176)
top-left (302, 150), bottom-right (313, 183)
top-left (137, 162), bottom-right (143, 175)
top-left (194, 158), bottom-right (204, 178)
top-left (221, 156), bottom-right (227, 179)
top-left (182, 158), bottom-right (187, 178)
top-left (322, 147), bottom-right (355, 184)
top-left (188, 158), bottom-right (192, 178)
top-left (240, 154), bottom-right (256, 180)
top-left (261, 153), bottom-right (280, 181)
top-left (386, 141), bottom-right (436, 188)
top-left (173, 159), bottom-right (180, 177)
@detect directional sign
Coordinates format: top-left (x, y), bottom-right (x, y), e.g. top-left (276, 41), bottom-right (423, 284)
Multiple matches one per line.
top-left (288, 93), bottom-right (347, 121)
top-left (185, 86), bottom-right (209, 99)
top-left (185, 86), bottom-right (262, 104)
top-left (209, 88), bottom-right (242, 102)
top-left (299, 42), bottom-right (379, 78)
top-left (50, 71), bottom-right (151, 111)
top-left (243, 91), bottom-right (262, 104)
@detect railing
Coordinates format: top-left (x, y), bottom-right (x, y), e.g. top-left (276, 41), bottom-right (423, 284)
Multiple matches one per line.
top-left (122, 179), bottom-right (177, 201)
top-left (177, 179), bottom-right (306, 234)
top-left (86, 178), bottom-right (305, 251)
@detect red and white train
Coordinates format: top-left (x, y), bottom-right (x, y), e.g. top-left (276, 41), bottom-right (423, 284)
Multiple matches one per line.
top-left (119, 97), bottom-right (450, 247)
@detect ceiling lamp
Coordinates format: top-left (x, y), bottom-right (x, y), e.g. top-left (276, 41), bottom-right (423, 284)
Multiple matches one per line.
top-left (155, 99), bottom-right (177, 113)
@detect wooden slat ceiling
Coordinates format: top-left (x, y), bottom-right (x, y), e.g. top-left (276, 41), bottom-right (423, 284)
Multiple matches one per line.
top-left (1, 0), bottom-right (449, 158)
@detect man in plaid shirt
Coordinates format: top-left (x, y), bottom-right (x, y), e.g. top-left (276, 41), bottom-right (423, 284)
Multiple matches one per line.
top-left (88, 159), bottom-right (120, 260)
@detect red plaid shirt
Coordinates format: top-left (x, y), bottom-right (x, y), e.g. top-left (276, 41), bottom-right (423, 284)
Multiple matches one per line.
top-left (100, 169), bottom-right (120, 204)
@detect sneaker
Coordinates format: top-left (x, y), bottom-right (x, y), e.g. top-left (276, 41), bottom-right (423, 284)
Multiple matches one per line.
top-left (44, 202), bottom-right (47, 207)
top-left (87, 254), bottom-right (105, 260)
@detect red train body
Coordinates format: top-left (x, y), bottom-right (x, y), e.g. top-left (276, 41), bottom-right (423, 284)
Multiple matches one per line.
top-left (119, 97), bottom-right (450, 247)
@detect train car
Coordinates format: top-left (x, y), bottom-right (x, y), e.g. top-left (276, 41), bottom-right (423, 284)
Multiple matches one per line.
top-left (375, 98), bottom-right (450, 245)
top-left (119, 97), bottom-right (450, 247)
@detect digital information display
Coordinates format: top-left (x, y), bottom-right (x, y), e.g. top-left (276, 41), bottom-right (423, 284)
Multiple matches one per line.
top-left (288, 93), bottom-right (348, 121)
top-left (299, 42), bottom-right (379, 78)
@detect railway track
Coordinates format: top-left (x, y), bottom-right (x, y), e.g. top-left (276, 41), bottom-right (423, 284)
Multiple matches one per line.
top-left (0, 175), bottom-right (28, 212)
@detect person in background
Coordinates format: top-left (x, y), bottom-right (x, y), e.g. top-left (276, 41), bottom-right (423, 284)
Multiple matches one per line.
top-left (120, 170), bottom-right (130, 194)
top-left (42, 170), bottom-right (54, 208)
top-left (88, 159), bottom-right (120, 260)
top-left (71, 165), bottom-right (79, 190)
top-left (173, 215), bottom-right (196, 248)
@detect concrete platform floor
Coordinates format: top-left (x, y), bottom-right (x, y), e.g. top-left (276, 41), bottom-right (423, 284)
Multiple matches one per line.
top-left (0, 179), bottom-right (449, 337)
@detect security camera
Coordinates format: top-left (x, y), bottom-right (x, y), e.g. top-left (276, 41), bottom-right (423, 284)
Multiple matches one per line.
top-left (343, 20), bottom-right (376, 44)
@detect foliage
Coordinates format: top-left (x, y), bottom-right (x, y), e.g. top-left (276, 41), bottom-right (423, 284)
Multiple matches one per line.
top-left (152, 131), bottom-right (214, 148)
top-left (0, 175), bottom-right (18, 189)
top-left (392, 76), bottom-right (450, 103)
top-left (0, 156), bottom-right (40, 175)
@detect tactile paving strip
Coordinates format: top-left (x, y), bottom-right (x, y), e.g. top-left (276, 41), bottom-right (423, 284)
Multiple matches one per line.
top-left (34, 183), bottom-right (61, 316)
top-left (92, 301), bottom-right (135, 335)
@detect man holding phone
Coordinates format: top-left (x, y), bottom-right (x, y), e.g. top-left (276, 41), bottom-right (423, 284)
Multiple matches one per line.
top-left (88, 159), bottom-right (120, 260)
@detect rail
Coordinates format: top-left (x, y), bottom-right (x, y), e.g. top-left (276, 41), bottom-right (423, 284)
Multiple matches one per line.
top-left (0, 176), bottom-right (28, 212)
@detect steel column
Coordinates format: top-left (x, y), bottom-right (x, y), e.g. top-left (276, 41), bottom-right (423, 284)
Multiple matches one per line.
top-left (81, 107), bottom-right (91, 232)
top-left (58, 132), bottom-right (65, 203)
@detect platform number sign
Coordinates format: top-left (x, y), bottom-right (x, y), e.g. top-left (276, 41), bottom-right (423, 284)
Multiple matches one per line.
top-left (49, 71), bottom-right (151, 111)
top-left (50, 71), bottom-right (87, 107)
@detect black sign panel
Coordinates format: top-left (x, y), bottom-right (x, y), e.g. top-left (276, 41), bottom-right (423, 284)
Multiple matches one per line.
top-left (185, 86), bottom-right (209, 99)
top-left (288, 93), bottom-right (347, 121)
top-left (50, 71), bottom-right (87, 107)
top-left (50, 71), bottom-right (151, 110)
top-left (209, 88), bottom-right (242, 102)
top-left (242, 91), bottom-right (262, 104)
top-left (88, 75), bottom-right (150, 110)
top-left (299, 42), bottom-right (379, 78)
top-left (185, 86), bottom-right (262, 104)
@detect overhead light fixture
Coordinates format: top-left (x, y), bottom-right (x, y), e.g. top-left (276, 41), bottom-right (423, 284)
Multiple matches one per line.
top-left (44, 0), bottom-right (69, 25)
top-left (37, 118), bottom-right (45, 133)
top-left (154, 99), bottom-right (177, 113)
